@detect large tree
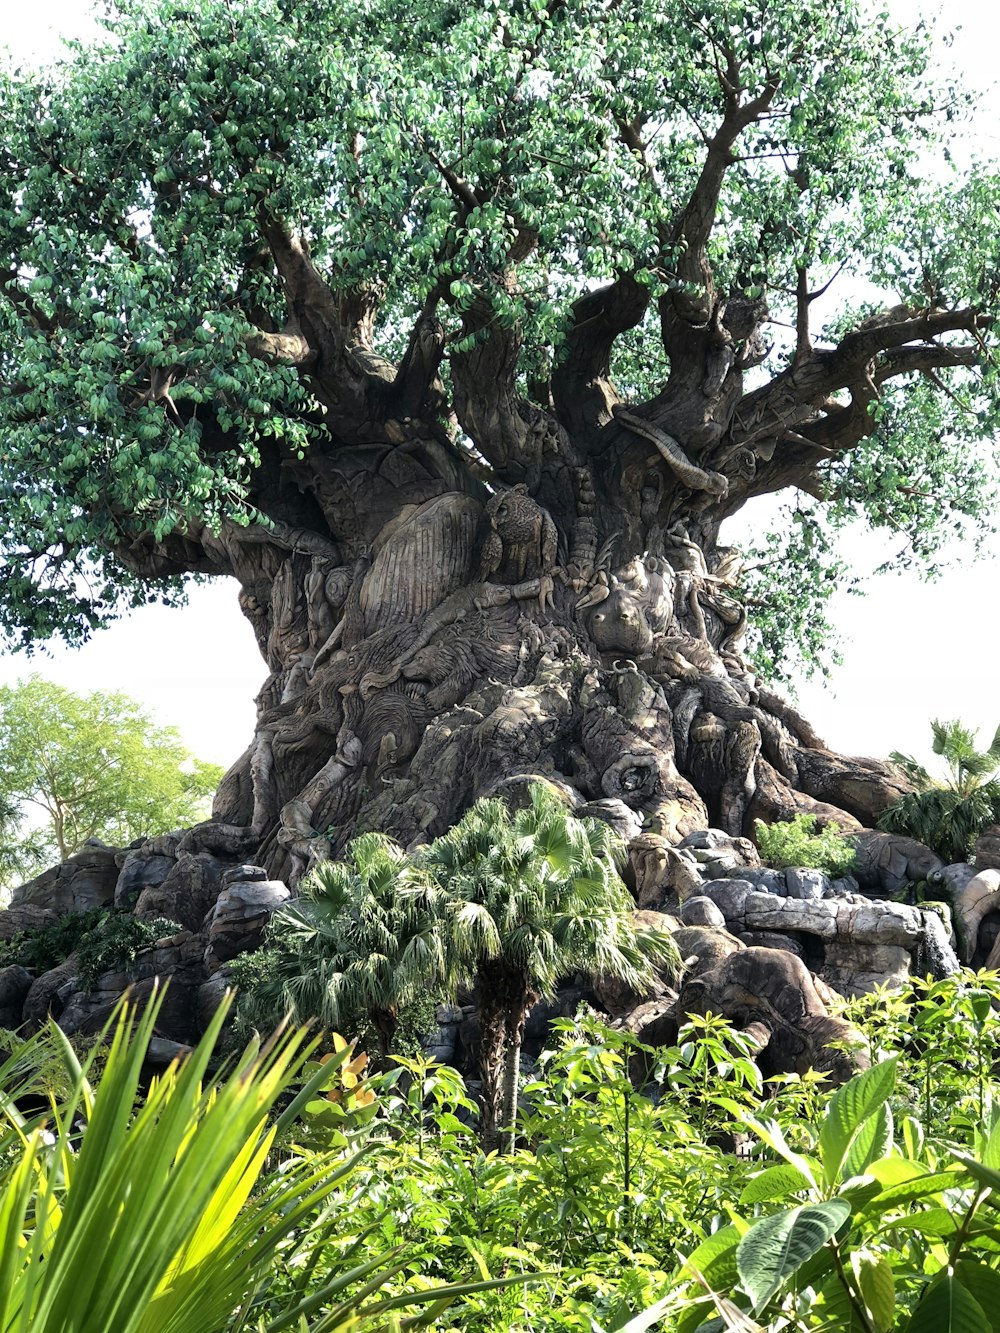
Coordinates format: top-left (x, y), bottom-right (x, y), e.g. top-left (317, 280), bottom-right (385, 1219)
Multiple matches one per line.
top-left (1, 0), bottom-right (998, 879)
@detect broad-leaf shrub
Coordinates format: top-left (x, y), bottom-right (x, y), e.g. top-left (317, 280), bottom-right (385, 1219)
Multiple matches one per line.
top-left (755, 814), bottom-right (858, 876)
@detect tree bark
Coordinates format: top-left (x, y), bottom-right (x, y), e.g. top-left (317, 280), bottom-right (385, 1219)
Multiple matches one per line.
top-left (111, 216), bottom-right (922, 902)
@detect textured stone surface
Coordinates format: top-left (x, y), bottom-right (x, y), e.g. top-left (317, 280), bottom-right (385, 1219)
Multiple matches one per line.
top-left (679, 896), bottom-right (726, 927)
top-left (676, 947), bottom-right (869, 1084)
top-left (0, 904), bottom-right (58, 939)
top-left (59, 935), bottom-right (207, 1041)
top-left (22, 958), bottom-right (80, 1030)
top-left (0, 965), bottom-right (33, 1028)
top-left (134, 852), bottom-right (228, 931)
top-left (114, 853), bottom-right (175, 910)
top-left (197, 970), bottom-right (233, 1030)
top-left (823, 941), bottom-right (911, 998)
top-left (738, 893), bottom-right (926, 948)
top-left (851, 830), bottom-right (943, 894)
top-left (629, 834), bottom-right (702, 908)
top-left (975, 826), bottom-right (1000, 871)
top-left (698, 878), bottom-right (756, 919)
top-left (672, 924), bottom-right (745, 976)
top-left (785, 868), bottom-right (830, 901)
top-left (204, 878), bottom-right (290, 970)
top-left (13, 845), bottom-right (119, 913)
top-left (725, 867), bottom-right (788, 895)
top-left (736, 931), bottom-right (805, 959)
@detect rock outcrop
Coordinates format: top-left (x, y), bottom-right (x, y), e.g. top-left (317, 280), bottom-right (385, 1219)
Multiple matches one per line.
top-left (0, 817), bottom-right (973, 1091)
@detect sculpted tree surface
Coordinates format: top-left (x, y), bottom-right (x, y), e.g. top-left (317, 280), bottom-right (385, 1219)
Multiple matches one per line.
top-left (2, 0), bottom-right (999, 881)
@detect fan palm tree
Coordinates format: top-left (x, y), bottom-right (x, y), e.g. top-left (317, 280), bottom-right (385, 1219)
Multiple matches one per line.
top-left (242, 831), bottom-right (446, 1056)
top-left (423, 783), bottom-right (678, 1151)
top-left (879, 718), bottom-right (1000, 865)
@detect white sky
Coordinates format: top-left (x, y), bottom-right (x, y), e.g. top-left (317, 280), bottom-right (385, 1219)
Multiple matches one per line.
top-left (2, 0), bottom-right (1000, 773)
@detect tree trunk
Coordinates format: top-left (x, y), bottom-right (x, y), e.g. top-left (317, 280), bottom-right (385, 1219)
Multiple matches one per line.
top-left (475, 963), bottom-right (532, 1152)
top-left (115, 279), bottom-right (909, 889)
top-left (372, 1008), bottom-right (398, 1061)
top-left (476, 987), bottom-right (509, 1154)
top-left (500, 986), bottom-right (535, 1154)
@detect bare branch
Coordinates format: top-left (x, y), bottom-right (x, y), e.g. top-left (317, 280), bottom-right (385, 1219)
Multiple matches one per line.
top-left (794, 266), bottom-right (811, 364)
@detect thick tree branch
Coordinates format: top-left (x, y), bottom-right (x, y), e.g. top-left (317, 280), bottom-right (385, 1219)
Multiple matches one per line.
top-left (715, 308), bottom-right (990, 511)
top-left (244, 324), bottom-right (317, 367)
top-left (662, 73), bottom-right (781, 341)
top-left (730, 306), bottom-right (989, 455)
top-left (551, 273), bottom-right (650, 435)
top-left (391, 300), bottom-right (447, 419)
top-left (254, 206), bottom-right (396, 431)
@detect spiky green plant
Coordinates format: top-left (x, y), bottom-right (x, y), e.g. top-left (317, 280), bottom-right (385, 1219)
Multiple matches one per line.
top-left (0, 991), bottom-right (537, 1332)
top-left (236, 831), bottom-right (448, 1055)
top-left (423, 783), bottom-right (678, 1151)
top-left (879, 718), bottom-right (1000, 864)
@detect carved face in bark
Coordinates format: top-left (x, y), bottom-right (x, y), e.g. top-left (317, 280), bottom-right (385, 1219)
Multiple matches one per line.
top-left (588, 588), bottom-right (656, 656)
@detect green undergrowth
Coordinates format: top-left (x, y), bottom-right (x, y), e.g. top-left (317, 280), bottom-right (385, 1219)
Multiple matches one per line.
top-left (7, 972), bottom-right (1000, 1329)
top-left (0, 909), bottom-right (181, 992)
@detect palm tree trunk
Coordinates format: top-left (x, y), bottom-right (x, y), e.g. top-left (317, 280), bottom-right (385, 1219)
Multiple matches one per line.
top-left (477, 992), bottom-right (508, 1153)
top-left (499, 985), bottom-right (536, 1153)
top-left (476, 961), bottom-right (532, 1152)
top-left (372, 1007), bottom-right (398, 1060)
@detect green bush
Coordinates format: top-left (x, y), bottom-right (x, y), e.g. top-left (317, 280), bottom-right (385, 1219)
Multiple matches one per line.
top-left (878, 718), bottom-right (1000, 863)
top-left (229, 945), bottom-right (441, 1062)
top-left (754, 814), bottom-right (857, 877)
top-left (0, 907), bottom-right (108, 973)
top-left (76, 914), bottom-right (181, 992)
top-left (0, 909), bottom-right (180, 992)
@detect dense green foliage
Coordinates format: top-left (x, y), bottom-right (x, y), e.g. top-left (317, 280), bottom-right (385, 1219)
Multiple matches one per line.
top-left (235, 784), bottom-right (673, 1145)
top-left (0, 0), bottom-right (999, 670)
top-left (231, 831), bottom-right (447, 1055)
top-left (0, 994), bottom-right (524, 1332)
top-left (10, 972), bottom-right (1000, 1329)
top-left (879, 719), bottom-right (1000, 864)
top-left (0, 906), bottom-right (107, 975)
top-left (256, 972), bottom-right (1000, 1330)
top-left (422, 785), bottom-right (673, 1146)
top-left (754, 814), bottom-right (858, 877)
top-left (0, 676), bottom-right (223, 874)
top-left (0, 907), bottom-right (181, 991)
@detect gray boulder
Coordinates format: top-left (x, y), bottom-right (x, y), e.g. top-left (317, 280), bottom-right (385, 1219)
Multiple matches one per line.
top-left (679, 896), bottom-right (726, 928)
top-left (13, 845), bottom-right (120, 913)
top-left (785, 868), bottom-right (830, 901)
top-left (0, 965), bottom-right (34, 1028)
top-left (204, 877), bottom-right (290, 971)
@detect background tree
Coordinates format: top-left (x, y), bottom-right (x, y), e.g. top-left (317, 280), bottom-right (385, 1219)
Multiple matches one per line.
top-left (423, 785), bottom-right (674, 1150)
top-left (1, 0), bottom-right (998, 876)
top-left (0, 676), bottom-right (223, 866)
top-left (878, 719), bottom-right (1000, 864)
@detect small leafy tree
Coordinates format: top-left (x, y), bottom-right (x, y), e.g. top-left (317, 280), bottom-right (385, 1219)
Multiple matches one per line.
top-left (235, 831), bottom-right (447, 1056)
top-left (0, 676), bottom-right (224, 870)
top-left (878, 718), bottom-right (1000, 863)
top-left (423, 784), bottom-right (676, 1152)
top-left (754, 814), bottom-right (857, 877)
